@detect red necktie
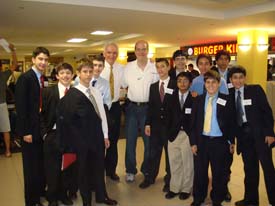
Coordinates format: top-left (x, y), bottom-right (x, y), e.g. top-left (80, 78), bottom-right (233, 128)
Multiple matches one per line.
top-left (39, 76), bottom-right (44, 111)
top-left (64, 87), bottom-right (69, 95)
top-left (160, 82), bottom-right (165, 102)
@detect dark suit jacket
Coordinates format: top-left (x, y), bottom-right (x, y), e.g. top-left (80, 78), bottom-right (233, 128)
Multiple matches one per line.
top-left (57, 87), bottom-right (104, 153)
top-left (168, 90), bottom-right (194, 141)
top-left (168, 68), bottom-right (177, 80)
top-left (229, 85), bottom-right (275, 153)
top-left (190, 92), bottom-right (234, 147)
top-left (145, 79), bottom-right (176, 140)
top-left (15, 69), bottom-right (43, 142)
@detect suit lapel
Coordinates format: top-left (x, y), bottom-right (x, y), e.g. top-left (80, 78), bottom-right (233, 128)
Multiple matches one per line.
top-left (29, 69), bottom-right (40, 89)
top-left (162, 79), bottom-right (174, 104)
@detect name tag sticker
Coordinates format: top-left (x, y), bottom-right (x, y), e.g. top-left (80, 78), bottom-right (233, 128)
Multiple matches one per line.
top-left (44, 81), bottom-right (49, 87)
top-left (217, 98), bottom-right (226, 106)
top-left (243, 99), bottom-right (252, 106)
top-left (227, 83), bottom-right (234, 89)
top-left (185, 108), bottom-right (192, 114)
top-left (165, 88), bottom-right (173, 95)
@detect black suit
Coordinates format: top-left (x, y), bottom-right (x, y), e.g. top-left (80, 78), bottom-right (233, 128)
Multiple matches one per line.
top-left (230, 85), bottom-right (275, 205)
top-left (57, 87), bottom-right (106, 204)
top-left (168, 90), bottom-right (193, 142)
top-left (190, 93), bottom-right (234, 204)
top-left (15, 69), bottom-right (45, 206)
top-left (145, 79), bottom-right (176, 184)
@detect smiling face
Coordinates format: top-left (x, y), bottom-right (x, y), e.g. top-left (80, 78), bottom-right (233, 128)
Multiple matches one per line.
top-left (174, 56), bottom-right (187, 70)
top-left (156, 61), bottom-right (170, 80)
top-left (56, 69), bottom-right (73, 87)
top-left (92, 60), bottom-right (104, 78)
top-left (230, 73), bottom-right (246, 90)
top-left (205, 78), bottom-right (220, 96)
top-left (32, 53), bottom-right (49, 73)
top-left (103, 44), bottom-right (118, 66)
top-left (135, 40), bottom-right (149, 61)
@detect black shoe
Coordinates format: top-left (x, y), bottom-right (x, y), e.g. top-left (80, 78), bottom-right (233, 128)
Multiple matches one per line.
top-left (179, 192), bottom-right (190, 200)
top-left (83, 203), bottom-right (91, 206)
top-left (107, 173), bottom-right (120, 181)
top-left (162, 184), bottom-right (169, 192)
top-left (213, 203), bottom-right (223, 206)
top-left (165, 191), bottom-right (178, 199)
top-left (96, 197), bottom-right (117, 205)
top-left (139, 179), bottom-right (153, 189)
top-left (34, 203), bottom-right (44, 206)
top-left (68, 192), bottom-right (77, 200)
top-left (224, 191), bottom-right (232, 202)
top-left (235, 199), bottom-right (259, 206)
top-left (61, 197), bottom-right (73, 205)
top-left (48, 201), bottom-right (58, 206)
top-left (190, 201), bottom-right (203, 206)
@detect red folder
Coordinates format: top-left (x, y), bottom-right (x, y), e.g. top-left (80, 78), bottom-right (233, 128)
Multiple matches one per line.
top-left (61, 153), bottom-right (76, 171)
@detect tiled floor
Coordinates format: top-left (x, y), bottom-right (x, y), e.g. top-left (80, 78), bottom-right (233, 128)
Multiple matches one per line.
top-left (0, 138), bottom-right (274, 206)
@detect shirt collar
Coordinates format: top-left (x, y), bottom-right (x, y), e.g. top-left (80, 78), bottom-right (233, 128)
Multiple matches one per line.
top-left (178, 90), bottom-right (189, 96)
top-left (32, 66), bottom-right (42, 79)
top-left (160, 76), bottom-right (170, 86)
top-left (206, 92), bottom-right (218, 100)
top-left (58, 82), bottom-right (69, 92)
top-left (235, 86), bottom-right (244, 94)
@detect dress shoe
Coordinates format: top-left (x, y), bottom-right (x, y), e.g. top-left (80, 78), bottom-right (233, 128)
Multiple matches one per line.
top-left (213, 203), bottom-right (223, 206)
top-left (48, 201), bottom-right (58, 206)
top-left (61, 197), bottom-right (73, 205)
top-left (83, 203), bottom-right (91, 206)
top-left (165, 191), bottom-right (178, 199)
top-left (33, 203), bottom-right (44, 206)
top-left (224, 191), bottom-right (232, 202)
top-left (68, 192), bottom-right (77, 200)
top-left (162, 184), bottom-right (169, 192)
top-left (139, 179), bottom-right (153, 189)
top-left (179, 192), bottom-right (190, 200)
top-left (235, 199), bottom-right (259, 206)
top-left (107, 173), bottom-right (120, 181)
top-left (96, 197), bottom-right (117, 205)
top-left (190, 201), bottom-right (203, 206)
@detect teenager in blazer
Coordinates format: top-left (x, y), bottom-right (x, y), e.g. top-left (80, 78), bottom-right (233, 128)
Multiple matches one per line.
top-left (228, 65), bottom-right (275, 206)
top-left (165, 72), bottom-right (194, 200)
top-left (40, 63), bottom-right (74, 206)
top-left (190, 70), bottom-right (234, 206)
top-left (15, 47), bottom-right (50, 206)
top-left (169, 50), bottom-right (188, 80)
top-left (139, 58), bottom-right (176, 191)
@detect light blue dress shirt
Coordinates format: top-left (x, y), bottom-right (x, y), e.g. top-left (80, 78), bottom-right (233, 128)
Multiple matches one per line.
top-left (202, 92), bottom-right (223, 137)
top-left (32, 67), bottom-right (42, 87)
top-left (190, 75), bottom-right (229, 95)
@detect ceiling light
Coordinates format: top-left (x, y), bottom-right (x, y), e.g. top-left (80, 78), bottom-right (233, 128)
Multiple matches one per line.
top-left (91, 31), bottom-right (113, 35)
top-left (67, 38), bottom-right (87, 43)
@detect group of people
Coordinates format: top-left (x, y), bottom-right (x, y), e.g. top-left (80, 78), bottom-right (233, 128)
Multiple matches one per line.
top-left (1, 39), bottom-right (274, 206)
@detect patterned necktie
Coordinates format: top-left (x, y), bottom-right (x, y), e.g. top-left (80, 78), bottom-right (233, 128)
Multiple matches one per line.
top-left (236, 90), bottom-right (244, 126)
top-left (92, 79), bottom-right (97, 87)
top-left (180, 93), bottom-right (184, 110)
top-left (203, 96), bottom-right (214, 133)
top-left (109, 65), bottom-right (114, 99)
top-left (86, 88), bottom-right (101, 118)
top-left (160, 82), bottom-right (165, 102)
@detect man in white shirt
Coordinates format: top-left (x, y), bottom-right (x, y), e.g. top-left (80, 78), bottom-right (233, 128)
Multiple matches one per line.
top-left (100, 43), bottom-right (125, 181)
top-left (123, 40), bottom-right (159, 182)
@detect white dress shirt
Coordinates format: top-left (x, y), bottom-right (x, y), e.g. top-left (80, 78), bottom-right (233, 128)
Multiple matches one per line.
top-left (178, 90), bottom-right (189, 104)
top-left (75, 83), bottom-right (109, 139)
top-left (123, 60), bottom-right (159, 102)
top-left (91, 76), bottom-right (112, 109)
top-left (101, 61), bottom-right (125, 102)
top-left (159, 76), bottom-right (170, 91)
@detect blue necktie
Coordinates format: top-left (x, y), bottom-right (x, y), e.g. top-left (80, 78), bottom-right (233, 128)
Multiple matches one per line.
top-left (92, 79), bottom-right (97, 87)
top-left (236, 90), bottom-right (244, 126)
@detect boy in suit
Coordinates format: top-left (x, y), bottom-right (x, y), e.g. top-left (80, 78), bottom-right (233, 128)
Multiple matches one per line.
top-left (57, 61), bottom-right (117, 206)
top-left (139, 58), bottom-right (176, 191)
top-left (229, 65), bottom-right (275, 206)
top-left (190, 70), bottom-right (234, 206)
top-left (169, 50), bottom-right (188, 80)
top-left (15, 47), bottom-right (50, 206)
top-left (40, 63), bottom-right (74, 206)
top-left (165, 72), bottom-right (194, 200)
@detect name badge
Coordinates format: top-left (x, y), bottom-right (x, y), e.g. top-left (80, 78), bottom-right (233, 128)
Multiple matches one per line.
top-left (44, 81), bottom-right (49, 87)
top-left (165, 88), bottom-right (173, 95)
top-left (185, 108), bottom-right (191, 114)
top-left (217, 98), bottom-right (227, 106)
top-left (243, 99), bottom-right (252, 106)
top-left (227, 83), bottom-right (234, 89)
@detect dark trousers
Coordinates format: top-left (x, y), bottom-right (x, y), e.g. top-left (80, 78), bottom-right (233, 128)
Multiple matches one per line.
top-left (43, 131), bottom-right (67, 202)
top-left (238, 125), bottom-right (275, 205)
top-left (147, 128), bottom-right (170, 186)
top-left (193, 136), bottom-right (228, 204)
top-left (22, 141), bottom-right (45, 206)
top-left (105, 102), bottom-right (121, 175)
top-left (78, 147), bottom-right (106, 204)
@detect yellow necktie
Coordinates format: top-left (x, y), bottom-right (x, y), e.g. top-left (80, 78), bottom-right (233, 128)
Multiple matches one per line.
top-left (203, 96), bottom-right (214, 133)
top-left (109, 65), bottom-right (114, 99)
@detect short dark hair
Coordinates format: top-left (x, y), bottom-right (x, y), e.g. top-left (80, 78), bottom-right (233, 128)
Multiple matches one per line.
top-left (92, 55), bottom-right (105, 64)
top-left (204, 70), bottom-right (221, 82)
top-left (172, 50), bottom-right (188, 60)
top-left (176, 71), bottom-right (193, 83)
top-left (32, 47), bottom-right (50, 58)
top-left (215, 50), bottom-right (231, 62)
top-left (196, 54), bottom-right (212, 67)
top-left (228, 65), bottom-right (246, 78)
top-left (156, 58), bottom-right (169, 66)
top-left (188, 63), bottom-right (194, 68)
top-left (56, 63), bottom-right (73, 74)
top-left (77, 59), bottom-right (93, 72)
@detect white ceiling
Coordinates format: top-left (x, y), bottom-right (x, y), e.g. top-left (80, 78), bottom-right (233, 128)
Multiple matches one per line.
top-left (0, 0), bottom-right (274, 57)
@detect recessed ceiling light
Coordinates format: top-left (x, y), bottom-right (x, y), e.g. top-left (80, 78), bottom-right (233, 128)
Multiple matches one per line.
top-left (67, 38), bottom-right (87, 43)
top-left (91, 31), bottom-right (113, 35)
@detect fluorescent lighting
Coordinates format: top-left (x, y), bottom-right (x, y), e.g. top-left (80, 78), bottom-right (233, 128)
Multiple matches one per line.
top-left (67, 38), bottom-right (87, 43)
top-left (91, 31), bottom-right (113, 35)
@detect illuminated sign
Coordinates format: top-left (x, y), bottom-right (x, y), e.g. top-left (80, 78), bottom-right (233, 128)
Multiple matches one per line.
top-left (184, 42), bottom-right (237, 56)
